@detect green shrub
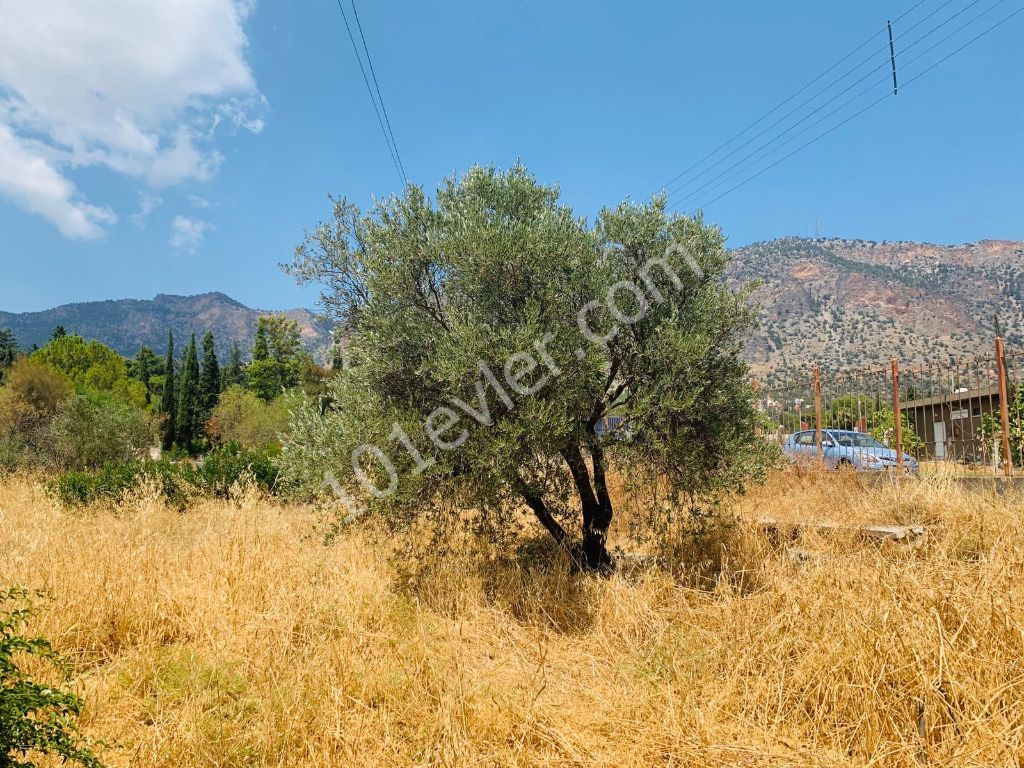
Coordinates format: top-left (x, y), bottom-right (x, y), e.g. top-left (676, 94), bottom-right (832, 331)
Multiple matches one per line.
top-left (46, 445), bottom-right (280, 508)
top-left (208, 386), bottom-right (291, 448)
top-left (195, 442), bottom-right (280, 496)
top-left (0, 588), bottom-right (104, 767)
top-left (0, 436), bottom-right (25, 474)
top-left (48, 389), bottom-right (154, 471)
top-left (46, 463), bottom-right (146, 507)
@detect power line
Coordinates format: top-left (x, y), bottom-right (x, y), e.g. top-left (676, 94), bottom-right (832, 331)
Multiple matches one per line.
top-left (350, 0), bottom-right (407, 185)
top-left (657, 0), bottom-right (937, 194)
top-left (332, 0), bottom-right (405, 186)
top-left (902, 5), bottom-right (1023, 85)
top-left (690, 6), bottom-right (1023, 211)
top-left (666, 0), bottom-right (984, 203)
top-left (686, 0), bottom-right (1015, 208)
top-left (673, 0), bottom-right (1010, 208)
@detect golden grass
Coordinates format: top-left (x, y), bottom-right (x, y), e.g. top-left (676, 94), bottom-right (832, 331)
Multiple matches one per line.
top-left (2, 470), bottom-right (1024, 767)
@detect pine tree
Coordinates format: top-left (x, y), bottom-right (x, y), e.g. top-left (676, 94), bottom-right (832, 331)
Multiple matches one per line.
top-left (176, 334), bottom-right (200, 449)
top-left (223, 341), bottom-right (245, 388)
top-left (199, 331), bottom-right (221, 421)
top-left (160, 331), bottom-right (177, 449)
top-left (50, 325), bottom-right (67, 341)
top-left (248, 315), bottom-right (306, 400)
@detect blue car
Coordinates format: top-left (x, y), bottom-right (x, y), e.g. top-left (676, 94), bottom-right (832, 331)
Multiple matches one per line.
top-left (783, 429), bottom-right (919, 473)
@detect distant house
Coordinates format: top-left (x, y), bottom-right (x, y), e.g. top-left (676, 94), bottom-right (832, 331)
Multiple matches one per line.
top-left (900, 385), bottom-right (1001, 463)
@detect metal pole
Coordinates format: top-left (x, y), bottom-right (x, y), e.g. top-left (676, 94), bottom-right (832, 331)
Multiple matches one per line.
top-left (996, 336), bottom-right (1013, 477)
top-left (892, 359), bottom-right (903, 469)
top-left (752, 380), bottom-right (762, 437)
top-left (888, 20), bottom-right (899, 95)
top-left (814, 367), bottom-right (823, 464)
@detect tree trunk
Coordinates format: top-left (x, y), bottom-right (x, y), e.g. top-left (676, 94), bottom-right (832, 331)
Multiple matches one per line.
top-left (584, 439), bottom-right (614, 571)
top-left (563, 445), bottom-right (614, 572)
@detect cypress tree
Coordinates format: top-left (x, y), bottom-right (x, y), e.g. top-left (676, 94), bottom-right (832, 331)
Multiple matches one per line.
top-left (0, 328), bottom-right (17, 368)
top-left (133, 345), bottom-right (159, 405)
top-left (252, 320), bottom-right (270, 362)
top-left (223, 341), bottom-right (245, 388)
top-left (0, 328), bottom-right (16, 386)
top-left (160, 331), bottom-right (176, 449)
top-left (199, 331), bottom-right (221, 419)
top-left (176, 334), bottom-right (200, 449)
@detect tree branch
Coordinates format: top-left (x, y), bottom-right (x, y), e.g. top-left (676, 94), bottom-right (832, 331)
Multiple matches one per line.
top-left (514, 477), bottom-right (567, 544)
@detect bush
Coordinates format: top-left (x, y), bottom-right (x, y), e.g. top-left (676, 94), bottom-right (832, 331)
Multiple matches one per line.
top-left (0, 358), bottom-right (73, 415)
top-left (195, 442), bottom-right (280, 496)
top-left (0, 360), bottom-right (73, 469)
top-left (0, 436), bottom-right (23, 474)
top-left (48, 390), bottom-right (154, 471)
top-left (46, 445), bottom-right (280, 508)
top-left (207, 385), bottom-right (291, 448)
top-left (46, 463), bottom-right (146, 507)
top-left (0, 588), bottom-right (104, 767)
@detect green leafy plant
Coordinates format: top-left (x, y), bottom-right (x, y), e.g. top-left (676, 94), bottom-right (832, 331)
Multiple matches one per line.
top-left (45, 444), bottom-right (280, 508)
top-left (0, 588), bottom-right (103, 768)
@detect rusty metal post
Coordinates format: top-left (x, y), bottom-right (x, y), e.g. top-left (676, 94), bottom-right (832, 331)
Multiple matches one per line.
top-left (752, 380), bottom-right (762, 437)
top-left (996, 336), bottom-right (1013, 477)
top-left (813, 367), bottom-right (823, 464)
top-left (891, 359), bottom-right (903, 468)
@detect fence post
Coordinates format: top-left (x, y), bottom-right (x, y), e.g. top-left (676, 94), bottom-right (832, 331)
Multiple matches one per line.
top-left (996, 336), bottom-right (1013, 478)
top-left (752, 380), bottom-right (761, 436)
top-left (813, 367), bottom-right (823, 464)
top-left (891, 359), bottom-right (903, 469)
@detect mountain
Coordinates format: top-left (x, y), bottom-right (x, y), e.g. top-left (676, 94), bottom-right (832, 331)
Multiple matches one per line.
top-left (0, 292), bottom-right (332, 359)
top-left (4, 237), bottom-right (1023, 378)
top-left (727, 237), bottom-right (1024, 384)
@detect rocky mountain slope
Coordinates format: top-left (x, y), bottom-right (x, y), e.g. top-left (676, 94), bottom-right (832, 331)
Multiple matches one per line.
top-left (727, 237), bottom-right (1024, 384)
top-left (3, 237), bottom-right (1022, 379)
top-left (0, 292), bottom-right (332, 358)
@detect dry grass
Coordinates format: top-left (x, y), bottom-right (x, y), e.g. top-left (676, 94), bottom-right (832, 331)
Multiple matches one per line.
top-left (2, 470), bottom-right (1024, 767)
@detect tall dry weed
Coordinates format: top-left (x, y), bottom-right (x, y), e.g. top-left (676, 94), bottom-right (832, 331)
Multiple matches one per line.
top-left (1, 469), bottom-right (1023, 766)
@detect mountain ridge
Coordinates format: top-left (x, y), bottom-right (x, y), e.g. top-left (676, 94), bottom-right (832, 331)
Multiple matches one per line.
top-left (727, 236), bottom-right (1024, 383)
top-left (0, 292), bottom-right (332, 359)
top-left (3, 236), bottom-right (1023, 377)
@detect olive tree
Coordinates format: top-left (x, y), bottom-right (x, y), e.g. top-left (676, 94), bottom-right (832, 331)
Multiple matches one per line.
top-left (281, 165), bottom-right (768, 570)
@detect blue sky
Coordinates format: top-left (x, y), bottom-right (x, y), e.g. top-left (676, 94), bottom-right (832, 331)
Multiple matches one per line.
top-left (1, 0), bottom-right (1021, 313)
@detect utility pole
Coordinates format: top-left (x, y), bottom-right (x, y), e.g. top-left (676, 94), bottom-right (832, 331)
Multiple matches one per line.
top-left (888, 20), bottom-right (899, 95)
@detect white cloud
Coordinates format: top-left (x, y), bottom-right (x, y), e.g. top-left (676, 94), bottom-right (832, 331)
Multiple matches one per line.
top-left (188, 194), bottom-right (214, 209)
top-left (0, 0), bottom-right (264, 237)
top-left (170, 215), bottom-right (213, 252)
top-left (0, 123), bottom-right (116, 238)
top-left (131, 192), bottom-right (163, 225)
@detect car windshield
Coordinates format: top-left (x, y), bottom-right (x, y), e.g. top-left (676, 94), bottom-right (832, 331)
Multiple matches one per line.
top-left (830, 432), bottom-right (887, 449)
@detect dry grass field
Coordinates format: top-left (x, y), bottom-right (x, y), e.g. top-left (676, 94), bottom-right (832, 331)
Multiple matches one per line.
top-left (2, 468), bottom-right (1024, 767)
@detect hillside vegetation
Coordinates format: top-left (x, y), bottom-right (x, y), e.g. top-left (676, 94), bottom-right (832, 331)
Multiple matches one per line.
top-left (728, 237), bottom-right (1024, 382)
top-left (2, 470), bottom-right (1023, 767)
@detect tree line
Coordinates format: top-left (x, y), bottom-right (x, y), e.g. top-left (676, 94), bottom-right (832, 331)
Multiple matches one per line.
top-left (0, 315), bottom-right (326, 472)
